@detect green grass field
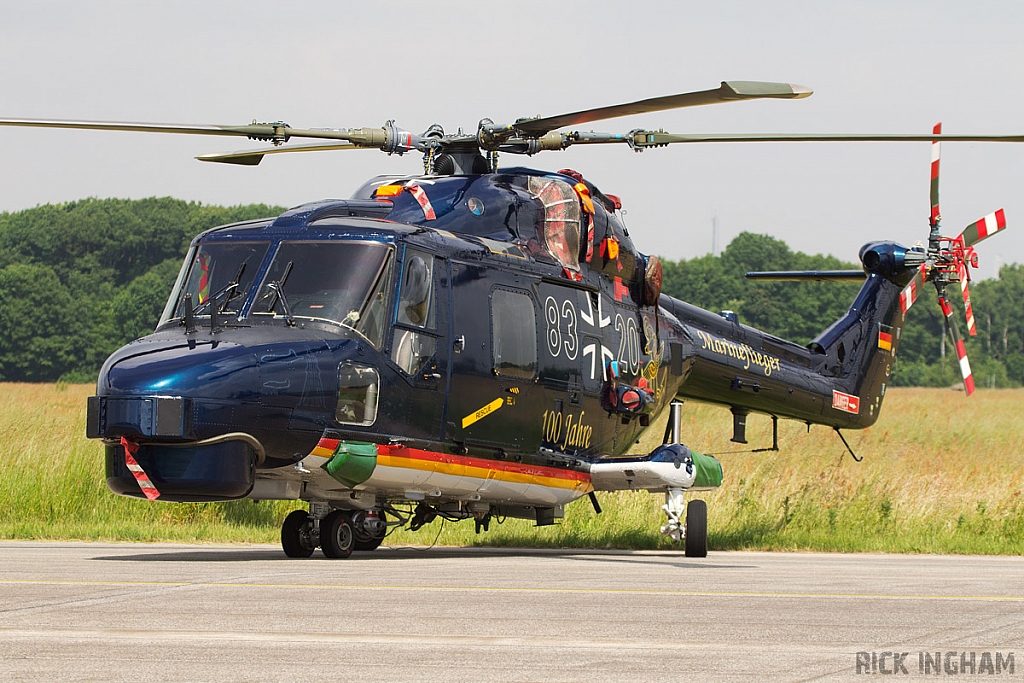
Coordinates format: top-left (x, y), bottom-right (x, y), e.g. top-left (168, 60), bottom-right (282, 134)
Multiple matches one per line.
top-left (1, 383), bottom-right (1022, 554)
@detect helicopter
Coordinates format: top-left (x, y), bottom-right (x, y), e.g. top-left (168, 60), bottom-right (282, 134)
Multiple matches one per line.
top-left (1, 80), bottom-right (1015, 558)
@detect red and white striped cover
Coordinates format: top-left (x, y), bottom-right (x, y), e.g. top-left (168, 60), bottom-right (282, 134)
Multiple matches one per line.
top-left (404, 183), bottom-right (436, 220)
top-left (121, 437), bottom-right (161, 501)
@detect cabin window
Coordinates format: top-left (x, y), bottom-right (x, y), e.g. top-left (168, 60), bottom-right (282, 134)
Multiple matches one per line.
top-left (391, 331), bottom-right (437, 376)
top-left (490, 288), bottom-right (537, 379)
top-left (529, 176), bottom-right (580, 273)
top-left (336, 362), bottom-right (379, 426)
top-left (250, 241), bottom-right (394, 348)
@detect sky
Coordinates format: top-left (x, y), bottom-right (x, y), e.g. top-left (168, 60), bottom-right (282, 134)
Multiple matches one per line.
top-left (1, 0), bottom-right (1023, 279)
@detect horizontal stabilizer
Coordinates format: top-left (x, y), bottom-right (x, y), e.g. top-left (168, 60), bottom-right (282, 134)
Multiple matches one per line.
top-left (745, 270), bottom-right (866, 282)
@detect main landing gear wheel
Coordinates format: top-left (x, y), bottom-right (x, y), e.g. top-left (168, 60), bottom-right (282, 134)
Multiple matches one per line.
top-left (321, 510), bottom-right (355, 559)
top-left (685, 499), bottom-right (708, 558)
top-left (281, 509), bottom-right (315, 558)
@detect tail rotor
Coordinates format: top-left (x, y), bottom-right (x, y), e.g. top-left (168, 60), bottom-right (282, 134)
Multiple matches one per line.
top-left (898, 122), bottom-right (1007, 395)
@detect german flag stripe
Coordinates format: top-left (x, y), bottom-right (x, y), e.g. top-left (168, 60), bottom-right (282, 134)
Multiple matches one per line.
top-left (308, 437), bottom-right (592, 491)
top-left (376, 445), bottom-right (591, 491)
top-left (310, 436), bottom-right (341, 458)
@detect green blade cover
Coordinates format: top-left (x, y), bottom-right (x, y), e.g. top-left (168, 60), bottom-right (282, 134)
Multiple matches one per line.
top-left (691, 451), bottom-right (723, 489)
top-left (323, 441), bottom-right (378, 488)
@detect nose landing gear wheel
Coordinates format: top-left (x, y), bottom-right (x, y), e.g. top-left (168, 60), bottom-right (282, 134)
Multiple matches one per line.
top-left (281, 509), bottom-right (315, 558)
top-left (684, 499), bottom-right (708, 558)
top-left (321, 510), bottom-right (355, 558)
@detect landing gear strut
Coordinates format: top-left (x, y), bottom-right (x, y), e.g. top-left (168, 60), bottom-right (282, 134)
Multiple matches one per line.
top-left (661, 488), bottom-right (707, 558)
top-left (659, 401), bottom-right (709, 558)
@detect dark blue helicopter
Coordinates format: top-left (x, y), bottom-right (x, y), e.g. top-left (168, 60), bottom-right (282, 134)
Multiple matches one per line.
top-left (0, 81), bottom-right (1011, 557)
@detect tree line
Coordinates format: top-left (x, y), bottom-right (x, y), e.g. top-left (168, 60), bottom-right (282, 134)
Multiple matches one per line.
top-left (0, 198), bottom-right (282, 382)
top-left (0, 197), bottom-right (1020, 386)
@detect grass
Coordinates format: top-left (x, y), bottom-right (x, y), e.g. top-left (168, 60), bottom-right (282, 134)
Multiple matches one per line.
top-left (1, 383), bottom-right (1022, 554)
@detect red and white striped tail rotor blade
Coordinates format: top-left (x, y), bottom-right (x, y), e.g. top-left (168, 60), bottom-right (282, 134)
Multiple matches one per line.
top-left (960, 208), bottom-right (1006, 248)
top-left (957, 261), bottom-right (977, 336)
top-left (938, 296), bottom-right (975, 396)
top-left (930, 122), bottom-right (941, 224)
top-left (899, 263), bottom-right (927, 315)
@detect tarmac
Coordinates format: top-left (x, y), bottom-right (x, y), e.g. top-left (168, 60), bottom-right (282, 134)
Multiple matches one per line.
top-left (1, 541), bottom-right (1022, 682)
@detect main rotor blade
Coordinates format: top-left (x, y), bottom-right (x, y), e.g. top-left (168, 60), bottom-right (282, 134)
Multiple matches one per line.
top-left (0, 117), bottom-right (267, 136)
top-left (513, 81), bottom-right (812, 136)
top-left (627, 131), bottom-right (1024, 146)
top-left (0, 117), bottom-right (388, 146)
top-left (197, 142), bottom-right (363, 166)
top-left (745, 270), bottom-right (866, 282)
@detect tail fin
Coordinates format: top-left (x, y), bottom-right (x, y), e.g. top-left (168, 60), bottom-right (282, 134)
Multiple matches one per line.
top-left (806, 242), bottom-right (920, 425)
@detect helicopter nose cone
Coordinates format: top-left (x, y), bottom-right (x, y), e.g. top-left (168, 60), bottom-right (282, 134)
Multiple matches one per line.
top-left (98, 335), bottom-right (258, 400)
top-left (89, 333), bottom-right (262, 444)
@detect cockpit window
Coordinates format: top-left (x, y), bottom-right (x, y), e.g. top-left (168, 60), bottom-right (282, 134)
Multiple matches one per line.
top-left (391, 249), bottom-right (438, 376)
top-left (250, 241), bottom-right (393, 347)
top-left (397, 250), bottom-right (434, 328)
top-left (528, 176), bottom-right (580, 273)
top-left (160, 241), bottom-right (269, 325)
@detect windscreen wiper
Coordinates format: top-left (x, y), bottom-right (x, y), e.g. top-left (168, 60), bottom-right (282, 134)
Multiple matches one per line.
top-left (191, 262), bottom-right (247, 317)
top-left (264, 261), bottom-right (296, 327)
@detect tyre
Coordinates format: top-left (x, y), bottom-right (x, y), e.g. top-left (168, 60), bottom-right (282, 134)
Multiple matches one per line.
top-left (281, 509), bottom-right (315, 558)
top-left (321, 510), bottom-right (355, 559)
top-left (684, 499), bottom-right (708, 558)
top-left (354, 535), bottom-right (384, 552)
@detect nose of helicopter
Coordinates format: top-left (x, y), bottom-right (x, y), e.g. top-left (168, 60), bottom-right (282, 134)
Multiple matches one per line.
top-left (89, 331), bottom-right (363, 441)
top-left (88, 331), bottom-right (372, 501)
top-left (98, 335), bottom-right (259, 401)
top-left (88, 334), bottom-right (260, 443)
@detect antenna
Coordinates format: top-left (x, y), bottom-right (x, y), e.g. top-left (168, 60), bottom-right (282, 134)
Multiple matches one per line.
top-left (711, 214), bottom-right (719, 256)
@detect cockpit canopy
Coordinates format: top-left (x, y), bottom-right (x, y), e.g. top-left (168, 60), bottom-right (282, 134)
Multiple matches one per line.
top-left (160, 237), bottom-right (394, 347)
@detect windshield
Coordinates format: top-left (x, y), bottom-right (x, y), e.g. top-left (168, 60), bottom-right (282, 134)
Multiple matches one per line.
top-left (160, 241), bottom-right (270, 325)
top-left (250, 241), bottom-right (394, 347)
